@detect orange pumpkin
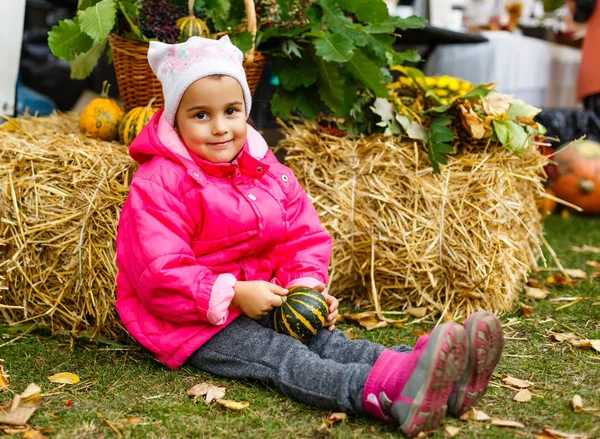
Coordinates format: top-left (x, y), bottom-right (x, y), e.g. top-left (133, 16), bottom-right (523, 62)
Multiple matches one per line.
top-left (553, 140), bottom-right (600, 214)
top-left (79, 81), bottom-right (124, 141)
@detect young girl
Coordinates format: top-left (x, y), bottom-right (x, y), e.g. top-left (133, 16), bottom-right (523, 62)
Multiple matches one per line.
top-left (115, 35), bottom-right (504, 438)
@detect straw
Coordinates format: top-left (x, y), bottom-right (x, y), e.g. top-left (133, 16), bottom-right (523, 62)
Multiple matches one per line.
top-left (0, 112), bottom-right (552, 339)
top-left (277, 119), bottom-right (551, 321)
top-left (0, 113), bottom-right (136, 339)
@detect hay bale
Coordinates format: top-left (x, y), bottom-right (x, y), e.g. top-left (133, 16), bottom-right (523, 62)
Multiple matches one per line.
top-left (278, 120), bottom-right (552, 320)
top-left (0, 113), bottom-right (136, 339)
top-left (0, 112), bottom-right (553, 337)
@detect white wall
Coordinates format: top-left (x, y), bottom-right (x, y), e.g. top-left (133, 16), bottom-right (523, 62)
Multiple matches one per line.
top-left (0, 0), bottom-right (26, 116)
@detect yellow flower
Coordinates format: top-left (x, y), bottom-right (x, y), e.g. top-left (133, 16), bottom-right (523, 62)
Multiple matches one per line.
top-left (447, 78), bottom-right (461, 92)
top-left (435, 76), bottom-right (450, 88)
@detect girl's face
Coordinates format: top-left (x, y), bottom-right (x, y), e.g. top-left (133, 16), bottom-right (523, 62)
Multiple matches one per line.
top-left (175, 76), bottom-right (247, 163)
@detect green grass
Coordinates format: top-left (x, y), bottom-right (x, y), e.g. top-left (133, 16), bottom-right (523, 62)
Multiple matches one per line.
top-left (2, 215), bottom-right (600, 439)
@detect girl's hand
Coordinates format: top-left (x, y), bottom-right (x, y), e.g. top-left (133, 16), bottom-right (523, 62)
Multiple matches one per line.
top-left (313, 284), bottom-right (339, 331)
top-left (231, 281), bottom-right (288, 320)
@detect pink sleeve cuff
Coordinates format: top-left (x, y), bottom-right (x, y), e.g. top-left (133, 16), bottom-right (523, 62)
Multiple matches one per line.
top-left (207, 273), bottom-right (237, 325)
top-left (285, 277), bottom-right (328, 296)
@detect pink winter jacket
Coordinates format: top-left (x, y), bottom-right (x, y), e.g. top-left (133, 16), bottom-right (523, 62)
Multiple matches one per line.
top-left (115, 109), bottom-right (332, 369)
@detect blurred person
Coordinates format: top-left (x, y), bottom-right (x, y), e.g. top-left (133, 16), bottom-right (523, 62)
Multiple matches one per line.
top-left (568, 0), bottom-right (600, 116)
top-left (0, 0), bottom-right (25, 118)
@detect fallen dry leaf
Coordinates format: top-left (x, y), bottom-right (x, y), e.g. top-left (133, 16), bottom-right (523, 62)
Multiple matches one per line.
top-left (524, 286), bottom-right (549, 300)
top-left (571, 245), bottom-right (600, 253)
top-left (317, 412), bottom-right (348, 432)
top-left (47, 372), bottom-right (79, 385)
top-left (405, 307), bottom-right (428, 318)
top-left (1, 426), bottom-right (28, 435)
top-left (521, 303), bottom-right (535, 317)
top-left (572, 340), bottom-right (593, 349)
top-left (341, 312), bottom-right (388, 331)
top-left (205, 387), bottom-right (227, 404)
top-left (552, 332), bottom-right (578, 342)
top-left (502, 375), bottom-right (533, 389)
top-left (551, 334), bottom-right (600, 351)
top-left (215, 399), bottom-right (249, 410)
top-left (572, 339), bottom-right (599, 349)
top-left (546, 274), bottom-right (576, 286)
top-left (491, 418), bottom-right (525, 428)
top-left (22, 430), bottom-right (47, 439)
top-left (326, 412), bottom-right (347, 425)
top-left (343, 328), bottom-right (355, 339)
top-left (459, 408), bottom-right (491, 421)
top-left (564, 269), bottom-right (587, 279)
top-left (572, 395), bottom-right (583, 413)
top-left (586, 261), bottom-right (600, 278)
top-left (540, 427), bottom-right (590, 438)
top-left (0, 383), bottom-right (41, 426)
top-left (0, 365), bottom-right (8, 391)
top-left (2, 427), bottom-right (49, 439)
top-left (186, 383), bottom-right (226, 403)
top-left (514, 388), bottom-right (532, 402)
top-left (444, 425), bottom-right (461, 437)
top-left (526, 279), bottom-right (545, 288)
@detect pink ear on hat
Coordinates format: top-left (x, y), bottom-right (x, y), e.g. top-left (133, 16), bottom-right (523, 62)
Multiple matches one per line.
top-left (217, 35), bottom-right (244, 64)
top-left (148, 35), bottom-right (252, 126)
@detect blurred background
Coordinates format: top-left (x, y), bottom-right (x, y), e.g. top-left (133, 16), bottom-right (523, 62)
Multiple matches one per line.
top-left (2, 0), bottom-right (599, 145)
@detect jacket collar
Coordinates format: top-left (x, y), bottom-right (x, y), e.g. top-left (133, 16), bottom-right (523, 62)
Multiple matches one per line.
top-left (189, 143), bottom-right (269, 179)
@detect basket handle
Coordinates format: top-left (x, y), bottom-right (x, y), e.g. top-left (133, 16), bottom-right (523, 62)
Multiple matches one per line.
top-left (244, 0), bottom-right (257, 62)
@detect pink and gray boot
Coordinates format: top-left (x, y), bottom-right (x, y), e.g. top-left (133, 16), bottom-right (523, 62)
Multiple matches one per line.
top-left (447, 311), bottom-right (504, 417)
top-left (363, 322), bottom-right (468, 438)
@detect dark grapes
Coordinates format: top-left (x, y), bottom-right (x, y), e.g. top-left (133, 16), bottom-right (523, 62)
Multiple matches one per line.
top-left (140, 0), bottom-right (186, 44)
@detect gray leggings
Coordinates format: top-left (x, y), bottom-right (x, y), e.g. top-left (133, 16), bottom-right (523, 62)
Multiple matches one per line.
top-left (186, 315), bottom-right (412, 415)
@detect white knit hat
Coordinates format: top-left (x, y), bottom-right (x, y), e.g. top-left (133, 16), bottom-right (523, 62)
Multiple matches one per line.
top-left (148, 35), bottom-right (252, 126)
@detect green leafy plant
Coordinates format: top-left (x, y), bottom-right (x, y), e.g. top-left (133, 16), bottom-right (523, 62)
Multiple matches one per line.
top-left (262, 0), bottom-right (425, 121)
top-left (48, 0), bottom-right (137, 79)
top-left (47, 0), bottom-right (231, 79)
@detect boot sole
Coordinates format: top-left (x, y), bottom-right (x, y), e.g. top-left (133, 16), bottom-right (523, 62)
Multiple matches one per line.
top-left (447, 312), bottom-right (504, 417)
top-left (392, 322), bottom-right (467, 438)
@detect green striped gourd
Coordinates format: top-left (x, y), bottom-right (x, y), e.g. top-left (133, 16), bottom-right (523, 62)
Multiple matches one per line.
top-left (273, 286), bottom-right (328, 342)
top-left (177, 16), bottom-right (211, 41)
top-left (118, 98), bottom-right (158, 146)
top-left (176, 0), bottom-right (210, 42)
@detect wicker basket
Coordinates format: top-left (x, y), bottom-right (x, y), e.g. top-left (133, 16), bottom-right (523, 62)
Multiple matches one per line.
top-left (108, 0), bottom-right (267, 112)
top-left (108, 34), bottom-right (165, 112)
